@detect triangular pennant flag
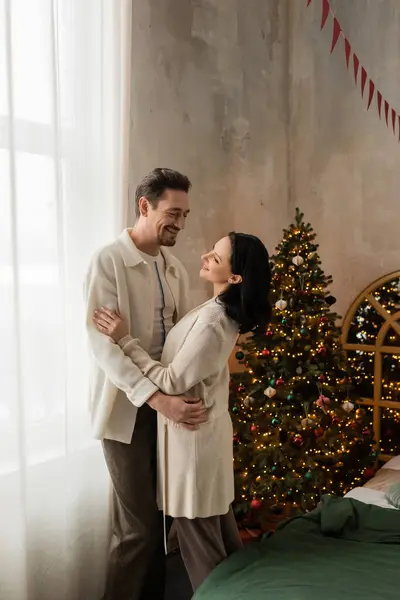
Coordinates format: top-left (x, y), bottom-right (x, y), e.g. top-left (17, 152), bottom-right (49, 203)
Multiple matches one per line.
top-left (331, 18), bottom-right (341, 52)
top-left (344, 38), bottom-right (351, 69)
top-left (384, 100), bottom-right (389, 126)
top-left (361, 67), bottom-right (367, 97)
top-left (321, 0), bottom-right (330, 29)
top-left (310, 2), bottom-right (400, 141)
top-left (353, 54), bottom-right (360, 83)
top-left (392, 109), bottom-right (396, 134)
top-left (377, 91), bottom-right (383, 119)
top-left (367, 81), bottom-right (375, 110)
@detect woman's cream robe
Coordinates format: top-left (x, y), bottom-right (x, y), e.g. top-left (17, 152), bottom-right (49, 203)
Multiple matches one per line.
top-left (118, 298), bottom-right (239, 519)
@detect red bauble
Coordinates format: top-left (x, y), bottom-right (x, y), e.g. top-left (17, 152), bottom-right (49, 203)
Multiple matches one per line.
top-left (250, 424), bottom-right (258, 433)
top-left (318, 347), bottom-right (327, 355)
top-left (362, 428), bottom-right (370, 436)
top-left (233, 435), bottom-right (239, 444)
top-left (238, 385), bottom-right (246, 393)
top-left (362, 467), bottom-right (376, 480)
top-left (276, 378), bottom-right (284, 386)
top-left (314, 427), bottom-right (324, 438)
top-left (292, 434), bottom-right (304, 447)
top-left (250, 498), bottom-right (262, 510)
top-left (320, 316), bottom-right (328, 323)
top-left (350, 422), bottom-right (359, 430)
top-left (262, 349), bottom-right (270, 357)
top-left (265, 331), bottom-right (273, 338)
top-left (331, 417), bottom-right (340, 425)
top-left (319, 375), bottom-right (326, 382)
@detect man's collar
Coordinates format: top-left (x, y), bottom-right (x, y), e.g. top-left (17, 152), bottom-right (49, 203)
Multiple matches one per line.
top-left (117, 229), bottom-right (178, 275)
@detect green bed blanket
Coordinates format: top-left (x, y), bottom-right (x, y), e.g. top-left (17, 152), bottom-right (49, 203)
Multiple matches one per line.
top-left (194, 496), bottom-right (400, 600)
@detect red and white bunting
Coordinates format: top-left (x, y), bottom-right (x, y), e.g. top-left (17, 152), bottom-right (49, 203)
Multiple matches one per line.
top-left (306, 0), bottom-right (399, 141)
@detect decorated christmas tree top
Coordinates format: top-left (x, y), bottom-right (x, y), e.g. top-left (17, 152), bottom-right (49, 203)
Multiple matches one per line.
top-left (231, 209), bottom-right (375, 519)
top-left (238, 208), bottom-right (342, 404)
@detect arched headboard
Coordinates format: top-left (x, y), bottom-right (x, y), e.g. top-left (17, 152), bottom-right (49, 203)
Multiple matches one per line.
top-left (341, 271), bottom-right (400, 462)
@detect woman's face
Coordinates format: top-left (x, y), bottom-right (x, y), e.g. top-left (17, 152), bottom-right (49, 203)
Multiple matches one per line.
top-left (200, 236), bottom-right (234, 284)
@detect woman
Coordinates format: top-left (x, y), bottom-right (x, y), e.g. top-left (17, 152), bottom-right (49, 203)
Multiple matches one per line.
top-left (93, 232), bottom-right (272, 591)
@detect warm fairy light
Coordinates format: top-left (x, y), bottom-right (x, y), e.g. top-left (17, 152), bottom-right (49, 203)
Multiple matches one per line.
top-left (344, 277), bottom-right (400, 455)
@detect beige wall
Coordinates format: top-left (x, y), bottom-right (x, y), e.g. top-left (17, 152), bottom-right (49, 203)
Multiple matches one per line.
top-left (129, 0), bottom-right (400, 350)
top-left (290, 0), bottom-right (400, 317)
top-left (129, 0), bottom-right (289, 309)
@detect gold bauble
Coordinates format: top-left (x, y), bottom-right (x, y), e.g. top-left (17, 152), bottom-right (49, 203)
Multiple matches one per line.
top-left (355, 408), bottom-right (366, 421)
top-left (243, 395), bottom-right (254, 407)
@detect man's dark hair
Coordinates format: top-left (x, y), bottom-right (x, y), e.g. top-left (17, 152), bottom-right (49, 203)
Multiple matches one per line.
top-left (135, 168), bottom-right (191, 217)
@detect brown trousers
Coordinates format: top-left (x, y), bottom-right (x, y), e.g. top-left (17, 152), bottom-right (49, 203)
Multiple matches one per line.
top-left (102, 404), bottom-right (165, 600)
top-left (175, 507), bottom-right (243, 591)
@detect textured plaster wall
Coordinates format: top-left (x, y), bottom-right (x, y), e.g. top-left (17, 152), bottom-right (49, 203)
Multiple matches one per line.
top-left (129, 0), bottom-right (289, 308)
top-left (129, 0), bottom-right (400, 340)
top-left (291, 0), bottom-right (400, 317)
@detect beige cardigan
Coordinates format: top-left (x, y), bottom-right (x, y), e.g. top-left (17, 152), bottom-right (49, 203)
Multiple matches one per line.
top-left (84, 229), bottom-right (190, 443)
top-left (118, 298), bottom-right (239, 518)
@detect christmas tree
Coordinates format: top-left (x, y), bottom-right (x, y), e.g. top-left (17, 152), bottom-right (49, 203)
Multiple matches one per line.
top-left (231, 209), bottom-right (375, 521)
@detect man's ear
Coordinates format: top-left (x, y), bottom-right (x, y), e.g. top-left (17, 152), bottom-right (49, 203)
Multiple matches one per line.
top-left (138, 196), bottom-right (149, 217)
top-left (228, 274), bottom-right (242, 285)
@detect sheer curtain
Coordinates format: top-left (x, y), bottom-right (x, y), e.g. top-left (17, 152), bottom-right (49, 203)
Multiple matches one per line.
top-left (0, 1), bottom-right (132, 598)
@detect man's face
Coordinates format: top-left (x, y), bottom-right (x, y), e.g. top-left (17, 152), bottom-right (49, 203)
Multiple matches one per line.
top-left (140, 189), bottom-right (190, 246)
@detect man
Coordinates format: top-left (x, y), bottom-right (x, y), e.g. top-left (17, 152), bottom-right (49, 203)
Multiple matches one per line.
top-left (84, 168), bottom-right (206, 600)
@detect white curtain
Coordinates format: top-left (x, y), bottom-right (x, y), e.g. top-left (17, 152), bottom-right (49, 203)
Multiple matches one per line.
top-left (0, 1), bottom-right (132, 598)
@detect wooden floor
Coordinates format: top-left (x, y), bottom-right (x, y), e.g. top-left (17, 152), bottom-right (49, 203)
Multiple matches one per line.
top-left (164, 530), bottom-right (261, 600)
top-left (165, 551), bottom-right (192, 600)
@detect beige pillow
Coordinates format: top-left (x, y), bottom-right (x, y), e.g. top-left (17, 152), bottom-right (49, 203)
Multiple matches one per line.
top-left (382, 455), bottom-right (400, 471)
top-left (364, 468), bottom-right (400, 491)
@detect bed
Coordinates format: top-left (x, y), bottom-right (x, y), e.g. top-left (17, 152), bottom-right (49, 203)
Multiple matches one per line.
top-left (194, 457), bottom-right (400, 600)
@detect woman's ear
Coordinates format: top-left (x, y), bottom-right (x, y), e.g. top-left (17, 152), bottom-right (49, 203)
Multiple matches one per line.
top-left (228, 274), bottom-right (242, 285)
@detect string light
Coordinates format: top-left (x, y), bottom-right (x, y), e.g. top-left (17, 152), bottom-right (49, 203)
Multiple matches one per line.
top-left (345, 277), bottom-right (400, 455)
